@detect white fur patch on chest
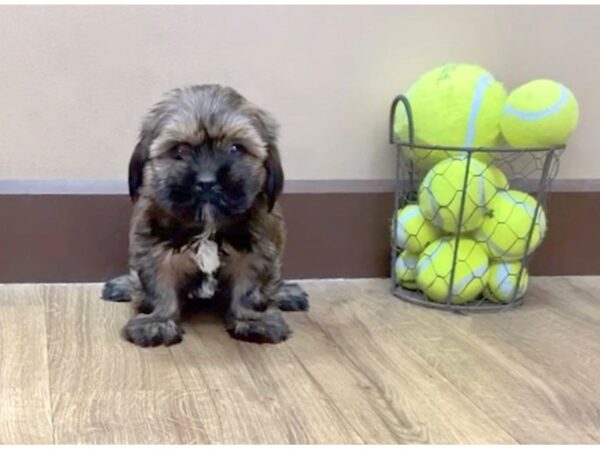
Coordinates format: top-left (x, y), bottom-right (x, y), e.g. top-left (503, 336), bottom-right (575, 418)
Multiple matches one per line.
top-left (194, 239), bottom-right (220, 273)
top-left (192, 238), bottom-right (220, 299)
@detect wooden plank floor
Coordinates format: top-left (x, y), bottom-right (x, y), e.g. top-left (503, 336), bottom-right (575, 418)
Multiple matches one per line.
top-left (0, 277), bottom-right (599, 444)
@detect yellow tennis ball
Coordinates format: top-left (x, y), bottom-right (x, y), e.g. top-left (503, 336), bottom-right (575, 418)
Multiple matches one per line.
top-left (477, 163), bottom-right (510, 214)
top-left (467, 231), bottom-right (494, 259)
top-left (395, 250), bottom-right (419, 290)
top-left (484, 261), bottom-right (529, 303)
top-left (500, 79), bottom-right (579, 148)
top-left (395, 205), bottom-right (443, 253)
top-left (473, 190), bottom-right (547, 261)
top-left (486, 164), bottom-right (510, 190)
top-left (465, 164), bottom-right (512, 252)
top-left (418, 157), bottom-right (497, 233)
top-left (394, 63), bottom-right (507, 170)
top-left (416, 237), bottom-right (489, 304)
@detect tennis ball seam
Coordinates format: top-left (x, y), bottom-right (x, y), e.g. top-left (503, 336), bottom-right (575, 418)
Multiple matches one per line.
top-left (503, 83), bottom-right (570, 121)
top-left (395, 207), bottom-right (421, 244)
top-left (452, 263), bottom-right (488, 296)
top-left (465, 73), bottom-right (494, 146)
top-left (485, 262), bottom-right (529, 302)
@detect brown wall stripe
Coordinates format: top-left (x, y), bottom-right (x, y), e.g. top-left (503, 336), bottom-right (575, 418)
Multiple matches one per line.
top-left (0, 191), bottom-right (598, 283)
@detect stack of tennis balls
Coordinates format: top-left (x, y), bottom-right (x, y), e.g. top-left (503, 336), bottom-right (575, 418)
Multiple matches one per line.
top-left (394, 205), bottom-right (442, 289)
top-left (392, 63), bottom-right (579, 305)
top-left (394, 159), bottom-right (546, 304)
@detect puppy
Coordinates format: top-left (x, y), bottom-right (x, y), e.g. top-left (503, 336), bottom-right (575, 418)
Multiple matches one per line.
top-left (102, 85), bottom-right (308, 347)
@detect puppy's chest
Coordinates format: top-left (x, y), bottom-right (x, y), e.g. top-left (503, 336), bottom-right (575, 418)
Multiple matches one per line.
top-left (150, 219), bottom-right (255, 298)
top-left (187, 229), bottom-right (255, 300)
top-left (188, 238), bottom-right (220, 299)
top-left (149, 218), bottom-right (203, 249)
top-left (149, 218), bottom-right (254, 253)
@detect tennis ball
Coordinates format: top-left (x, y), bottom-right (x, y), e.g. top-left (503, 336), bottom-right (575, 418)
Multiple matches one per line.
top-left (486, 164), bottom-right (509, 190)
top-left (467, 231), bottom-right (494, 259)
top-left (418, 157), bottom-right (497, 233)
top-left (395, 205), bottom-right (443, 253)
top-left (473, 190), bottom-right (547, 261)
top-left (395, 250), bottom-right (419, 290)
top-left (475, 163), bottom-right (510, 214)
top-left (500, 79), bottom-right (579, 148)
top-left (416, 237), bottom-right (489, 304)
top-left (394, 63), bottom-right (507, 169)
top-left (484, 261), bottom-right (529, 303)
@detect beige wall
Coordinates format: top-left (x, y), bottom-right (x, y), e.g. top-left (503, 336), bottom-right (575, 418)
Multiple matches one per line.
top-left (0, 5), bottom-right (598, 182)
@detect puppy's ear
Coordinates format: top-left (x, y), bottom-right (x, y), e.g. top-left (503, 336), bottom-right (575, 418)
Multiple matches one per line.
top-left (128, 102), bottom-right (167, 201)
top-left (128, 136), bottom-right (150, 202)
top-left (265, 146), bottom-right (284, 211)
top-left (254, 108), bottom-right (284, 211)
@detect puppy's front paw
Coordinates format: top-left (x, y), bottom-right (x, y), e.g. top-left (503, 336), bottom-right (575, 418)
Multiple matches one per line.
top-left (225, 310), bottom-right (290, 344)
top-left (101, 275), bottom-right (132, 302)
top-left (123, 315), bottom-right (183, 347)
top-left (276, 282), bottom-right (309, 311)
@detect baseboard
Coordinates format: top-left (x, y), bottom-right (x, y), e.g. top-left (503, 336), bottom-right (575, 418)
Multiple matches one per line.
top-left (0, 185), bottom-right (598, 282)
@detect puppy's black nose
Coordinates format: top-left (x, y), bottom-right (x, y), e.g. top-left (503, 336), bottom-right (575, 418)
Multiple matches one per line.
top-left (196, 173), bottom-right (217, 192)
top-left (196, 180), bottom-right (216, 191)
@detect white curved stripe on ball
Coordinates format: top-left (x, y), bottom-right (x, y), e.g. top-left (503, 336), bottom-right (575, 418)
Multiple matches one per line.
top-left (464, 73), bottom-right (495, 147)
top-left (503, 84), bottom-right (569, 121)
top-left (395, 207), bottom-right (421, 245)
top-left (496, 262), bottom-right (513, 299)
top-left (495, 262), bottom-right (526, 300)
top-left (416, 239), bottom-right (446, 274)
top-left (451, 263), bottom-right (488, 296)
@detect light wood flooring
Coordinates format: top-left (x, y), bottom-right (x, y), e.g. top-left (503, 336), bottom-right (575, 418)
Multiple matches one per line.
top-left (1, 277), bottom-right (599, 444)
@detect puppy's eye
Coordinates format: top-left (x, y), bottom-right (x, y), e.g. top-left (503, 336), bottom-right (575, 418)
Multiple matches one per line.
top-left (171, 144), bottom-right (190, 160)
top-left (229, 144), bottom-right (247, 155)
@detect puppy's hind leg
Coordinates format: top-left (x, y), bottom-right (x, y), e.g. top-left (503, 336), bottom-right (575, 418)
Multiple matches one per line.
top-left (101, 274), bottom-right (133, 302)
top-left (274, 282), bottom-right (309, 311)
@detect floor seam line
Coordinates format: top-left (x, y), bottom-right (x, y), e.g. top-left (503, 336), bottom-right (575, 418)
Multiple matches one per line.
top-left (41, 286), bottom-right (58, 445)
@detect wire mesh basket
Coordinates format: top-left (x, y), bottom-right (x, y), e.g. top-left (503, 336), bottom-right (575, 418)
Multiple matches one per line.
top-left (389, 94), bottom-right (564, 312)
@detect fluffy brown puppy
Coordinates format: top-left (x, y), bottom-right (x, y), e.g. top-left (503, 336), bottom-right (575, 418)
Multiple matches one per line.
top-left (102, 85), bottom-right (308, 347)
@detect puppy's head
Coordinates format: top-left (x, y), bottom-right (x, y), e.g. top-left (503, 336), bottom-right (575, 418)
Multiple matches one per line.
top-left (129, 85), bottom-right (283, 222)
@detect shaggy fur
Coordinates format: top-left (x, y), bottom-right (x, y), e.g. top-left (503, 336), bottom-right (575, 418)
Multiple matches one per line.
top-left (102, 85), bottom-right (308, 347)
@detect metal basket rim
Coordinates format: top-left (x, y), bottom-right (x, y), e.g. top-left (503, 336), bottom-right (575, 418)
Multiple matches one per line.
top-left (392, 286), bottom-right (524, 313)
top-left (394, 141), bottom-right (565, 154)
top-left (389, 94), bottom-right (566, 153)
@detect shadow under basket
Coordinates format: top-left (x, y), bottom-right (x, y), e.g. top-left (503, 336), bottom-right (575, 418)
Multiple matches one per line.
top-left (389, 94), bottom-right (564, 312)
